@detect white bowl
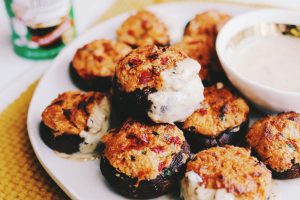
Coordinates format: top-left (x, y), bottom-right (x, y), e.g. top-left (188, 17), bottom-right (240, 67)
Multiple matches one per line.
top-left (216, 9), bottom-right (300, 113)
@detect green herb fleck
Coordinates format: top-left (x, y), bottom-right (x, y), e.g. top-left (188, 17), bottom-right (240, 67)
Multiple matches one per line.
top-left (141, 150), bottom-right (147, 155)
top-left (164, 169), bottom-right (172, 176)
top-left (287, 143), bottom-right (295, 151)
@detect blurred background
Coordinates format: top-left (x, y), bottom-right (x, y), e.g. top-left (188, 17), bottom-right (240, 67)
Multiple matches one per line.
top-left (0, 0), bottom-right (299, 111)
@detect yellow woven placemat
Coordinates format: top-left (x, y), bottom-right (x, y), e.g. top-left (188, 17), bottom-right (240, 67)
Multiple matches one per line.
top-left (0, 81), bottom-right (69, 200)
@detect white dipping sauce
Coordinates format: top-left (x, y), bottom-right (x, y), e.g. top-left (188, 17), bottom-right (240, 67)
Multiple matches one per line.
top-left (231, 35), bottom-right (300, 93)
top-left (148, 58), bottom-right (204, 123)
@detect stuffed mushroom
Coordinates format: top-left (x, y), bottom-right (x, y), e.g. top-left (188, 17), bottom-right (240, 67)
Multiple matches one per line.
top-left (179, 83), bottom-right (249, 152)
top-left (70, 39), bottom-right (132, 92)
top-left (100, 119), bottom-right (190, 198)
top-left (247, 112), bottom-right (300, 179)
top-left (40, 91), bottom-right (110, 156)
top-left (114, 45), bottom-right (204, 123)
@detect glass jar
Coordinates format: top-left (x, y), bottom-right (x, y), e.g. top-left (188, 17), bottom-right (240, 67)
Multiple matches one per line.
top-left (4, 0), bottom-right (76, 60)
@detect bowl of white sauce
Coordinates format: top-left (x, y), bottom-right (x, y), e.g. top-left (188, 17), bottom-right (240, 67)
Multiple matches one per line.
top-left (216, 9), bottom-right (300, 113)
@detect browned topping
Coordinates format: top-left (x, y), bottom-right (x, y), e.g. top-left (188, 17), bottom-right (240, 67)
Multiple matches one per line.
top-left (72, 39), bottom-right (132, 79)
top-left (116, 45), bottom-right (188, 92)
top-left (176, 10), bottom-right (230, 82)
top-left (101, 119), bottom-right (187, 181)
top-left (183, 84), bottom-right (249, 136)
top-left (41, 91), bottom-right (106, 136)
top-left (184, 10), bottom-right (231, 38)
top-left (187, 146), bottom-right (271, 200)
top-left (182, 11), bottom-right (230, 82)
top-left (247, 112), bottom-right (300, 172)
top-left (116, 10), bottom-right (170, 48)
top-left (174, 35), bottom-right (214, 81)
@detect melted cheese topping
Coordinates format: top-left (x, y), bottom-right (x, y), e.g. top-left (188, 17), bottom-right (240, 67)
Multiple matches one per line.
top-left (79, 97), bottom-right (110, 154)
top-left (181, 171), bottom-right (235, 200)
top-left (55, 96), bottom-right (111, 160)
top-left (148, 58), bottom-right (204, 123)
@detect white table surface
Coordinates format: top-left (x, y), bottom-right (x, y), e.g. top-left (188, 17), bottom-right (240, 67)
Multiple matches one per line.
top-left (0, 0), bottom-right (299, 112)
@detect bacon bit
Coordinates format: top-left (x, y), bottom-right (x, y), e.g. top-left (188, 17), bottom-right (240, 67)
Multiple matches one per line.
top-left (139, 133), bottom-right (149, 144)
top-left (198, 108), bottom-right (207, 115)
top-left (128, 58), bottom-right (143, 67)
top-left (139, 71), bottom-right (152, 84)
top-left (121, 157), bottom-right (126, 164)
top-left (150, 145), bottom-right (165, 153)
top-left (141, 19), bottom-right (150, 29)
top-left (94, 55), bottom-right (104, 62)
top-left (127, 29), bottom-right (135, 36)
top-left (169, 136), bottom-right (182, 145)
top-left (128, 144), bottom-right (141, 150)
top-left (127, 133), bottom-right (149, 150)
top-left (138, 171), bottom-right (146, 179)
top-left (103, 42), bottom-right (112, 52)
top-left (158, 160), bottom-right (167, 171)
top-left (135, 171), bottom-right (147, 187)
top-left (161, 57), bottom-right (169, 65)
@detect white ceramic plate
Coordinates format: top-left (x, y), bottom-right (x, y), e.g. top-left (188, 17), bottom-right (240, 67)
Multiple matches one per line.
top-left (27, 2), bottom-right (299, 200)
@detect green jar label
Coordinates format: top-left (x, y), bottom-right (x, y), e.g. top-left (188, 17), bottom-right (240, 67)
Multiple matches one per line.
top-left (4, 0), bottom-right (76, 60)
